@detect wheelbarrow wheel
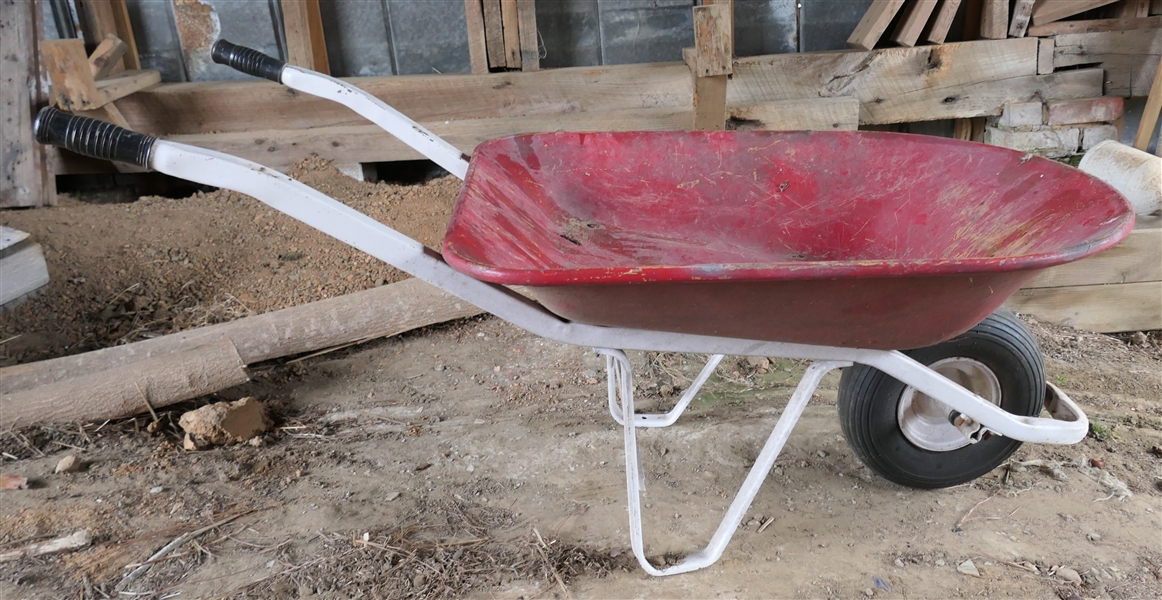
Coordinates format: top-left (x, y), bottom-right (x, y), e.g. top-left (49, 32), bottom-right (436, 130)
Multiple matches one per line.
top-left (837, 309), bottom-right (1044, 489)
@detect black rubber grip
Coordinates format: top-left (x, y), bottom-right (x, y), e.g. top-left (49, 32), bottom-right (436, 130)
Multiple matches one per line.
top-left (211, 39), bottom-right (285, 82)
top-left (34, 107), bottom-right (157, 168)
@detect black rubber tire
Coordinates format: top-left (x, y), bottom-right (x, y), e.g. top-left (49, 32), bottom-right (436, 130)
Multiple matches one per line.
top-left (837, 309), bottom-right (1045, 489)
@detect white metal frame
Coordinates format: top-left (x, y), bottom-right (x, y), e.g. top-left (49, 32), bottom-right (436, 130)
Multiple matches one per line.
top-left (138, 63), bottom-right (1091, 576)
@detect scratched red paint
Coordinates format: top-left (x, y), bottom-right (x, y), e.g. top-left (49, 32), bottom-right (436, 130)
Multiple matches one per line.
top-left (443, 131), bottom-right (1134, 349)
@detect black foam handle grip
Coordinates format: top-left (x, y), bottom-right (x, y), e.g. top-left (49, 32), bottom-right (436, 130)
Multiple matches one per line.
top-left (211, 39), bottom-right (285, 82)
top-left (34, 107), bottom-right (157, 168)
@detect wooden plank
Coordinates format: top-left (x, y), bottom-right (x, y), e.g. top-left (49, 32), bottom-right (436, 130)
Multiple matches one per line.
top-left (165, 108), bottom-right (696, 170)
top-left (0, 239), bottom-right (50, 308)
top-left (1053, 29), bottom-right (1162, 96)
top-left (924, 0), bottom-right (963, 44)
top-left (464, 0), bottom-right (489, 74)
top-left (1114, 0), bottom-right (1151, 17)
top-left (516, 0), bottom-right (538, 72)
top-left (1153, 0), bottom-right (1162, 14)
top-left (1, 0), bottom-right (54, 207)
top-left (1027, 15), bottom-right (1162, 35)
top-left (281, 0), bottom-right (329, 74)
top-left (482, 0), bottom-right (507, 68)
top-left (88, 34), bottom-right (128, 79)
top-left (41, 39), bottom-right (101, 111)
top-left (1005, 281), bottom-right (1162, 332)
top-left (692, 75), bottom-right (728, 130)
top-left (1023, 217), bottom-right (1161, 288)
top-left (848, 0), bottom-right (907, 50)
top-left (92, 69), bottom-right (161, 109)
top-left (77, 0), bottom-right (138, 72)
top-left (500, 0), bottom-right (521, 69)
top-left (693, 4), bottom-right (732, 76)
top-left (1038, 37), bottom-right (1055, 74)
top-left (954, 118), bottom-right (973, 139)
top-left (1031, 0), bottom-right (1121, 26)
top-left (1134, 54), bottom-right (1162, 149)
top-left (891, 0), bottom-right (940, 47)
top-left (1009, 0), bottom-right (1037, 37)
top-left (981, 0), bottom-right (1008, 39)
top-left (703, 0), bottom-right (735, 58)
top-left (727, 97), bottom-right (860, 131)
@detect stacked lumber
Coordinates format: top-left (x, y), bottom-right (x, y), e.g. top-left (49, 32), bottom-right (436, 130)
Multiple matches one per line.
top-left (464, 0), bottom-right (538, 73)
top-left (0, 227), bottom-right (50, 312)
top-left (1008, 216), bottom-right (1162, 332)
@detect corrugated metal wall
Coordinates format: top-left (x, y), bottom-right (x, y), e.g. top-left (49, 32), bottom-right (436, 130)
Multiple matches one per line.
top-left (42, 0), bottom-right (965, 83)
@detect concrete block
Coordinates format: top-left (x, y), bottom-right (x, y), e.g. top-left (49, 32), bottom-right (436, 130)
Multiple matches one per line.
top-left (998, 101), bottom-right (1045, 128)
top-left (1046, 97), bottom-right (1125, 126)
top-left (984, 126), bottom-right (1081, 158)
top-left (1080, 124), bottom-right (1120, 151)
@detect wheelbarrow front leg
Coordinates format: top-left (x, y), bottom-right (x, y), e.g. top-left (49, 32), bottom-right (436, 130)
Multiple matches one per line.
top-left (211, 40), bottom-right (470, 180)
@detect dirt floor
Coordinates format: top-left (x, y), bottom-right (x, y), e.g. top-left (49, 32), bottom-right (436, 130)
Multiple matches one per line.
top-left (1, 161), bottom-right (1160, 599)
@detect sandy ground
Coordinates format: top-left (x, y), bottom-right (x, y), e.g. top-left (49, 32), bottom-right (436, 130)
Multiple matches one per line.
top-left (1, 162), bottom-right (1159, 599)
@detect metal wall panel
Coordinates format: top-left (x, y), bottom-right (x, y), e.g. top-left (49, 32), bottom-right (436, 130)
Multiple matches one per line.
top-left (386, 0), bottom-right (471, 75)
top-left (536, 0), bottom-right (602, 68)
top-left (596, 0), bottom-right (694, 66)
top-left (734, 0), bottom-right (797, 56)
top-left (320, 0), bottom-right (395, 77)
top-left (800, 0), bottom-right (874, 52)
top-left (125, 0), bottom-right (186, 82)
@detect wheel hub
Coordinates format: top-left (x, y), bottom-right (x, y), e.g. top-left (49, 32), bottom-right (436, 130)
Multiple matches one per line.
top-left (898, 357), bottom-right (1002, 452)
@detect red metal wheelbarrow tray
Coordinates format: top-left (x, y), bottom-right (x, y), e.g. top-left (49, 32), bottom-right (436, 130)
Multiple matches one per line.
top-left (443, 130), bottom-right (1134, 350)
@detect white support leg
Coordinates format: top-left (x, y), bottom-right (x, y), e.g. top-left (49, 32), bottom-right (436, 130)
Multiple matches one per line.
top-left (602, 350), bottom-right (724, 427)
top-left (602, 350), bottom-right (851, 576)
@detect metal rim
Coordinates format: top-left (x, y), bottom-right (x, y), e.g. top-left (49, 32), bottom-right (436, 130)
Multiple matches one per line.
top-left (897, 357), bottom-right (1002, 452)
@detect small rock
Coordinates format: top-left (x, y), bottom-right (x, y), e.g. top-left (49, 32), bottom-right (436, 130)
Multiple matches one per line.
top-left (746, 356), bottom-right (770, 369)
top-left (149, 486), bottom-right (164, 494)
top-left (54, 455), bottom-right (81, 474)
top-left (384, 492), bottom-right (400, 501)
top-left (935, 559), bottom-right (946, 566)
top-left (957, 559), bottom-right (981, 577)
top-left (0, 475), bottom-right (29, 490)
top-left (179, 397), bottom-right (272, 448)
top-left (1130, 331), bottom-right (1148, 346)
top-left (1151, 445), bottom-right (1162, 457)
top-left (864, 588), bottom-right (875, 597)
top-left (1089, 458), bottom-right (1105, 469)
top-left (817, 450), bottom-right (828, 458)
top-left (434, 365), bottom-right (445, 372)
top-left (248, 436), bottom-right (265, 447)
top-left (659, 384), bottom-right (674, 396)
top-left (1056, 567), bottom-right (1082, 585)
top-left (894, 558), bottom-right (905, 568)
top-left (1086, 532), bottom-right (1101, 542)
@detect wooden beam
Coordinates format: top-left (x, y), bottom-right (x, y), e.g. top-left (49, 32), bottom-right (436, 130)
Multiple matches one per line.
top-left (482, 0), bottom-right (506, 68)
top-left (1038, 37), bottom-right (1055, 74)
top-left (980, 0), bottom-right (1008, 39)
top-left (1005, 281), bottom-right (1162, 333)
top-left (692, 74), bottom-right (728, 131)
top-left (516, 0), bottom-right (539, 71)
top-left (1053, 28), bottom-right (1162, 96)
top-left (728, 97), bottom-right (860, 131)
top-left (464, 0), bottom-right (489, 74)
top-left (1153, 0), bottom-right (1162, 14)
top-left (1031, 0), bottom-right (1121, 27)
top-left (88, 34), bottom-right (128, 80)
top-left (848, 0), bottom-right (907, 50)
top-left (692, 4), bottom-right (732, 76)
top-left (1027, 15), bottom-right (1162, 35)
top-left (1114, 0), bottom-right (1151, 17)
top-left (1023, 217), bottom-right (1160, 288)
top-left (1, 0), bottom-right (55, 207)
top-left (500, 0), bottom-right (521, 69)
top-left (891, 0), bottom-right (940, 47)
top-left (77, 0), bottom-right (139, 71)
top-left (703, 0), bottom-right (735, 58)
top-left (42, 39), bottom-right (101, 111)
top-left (1133, 54), bottom-right (1162, 150)
top-left (1009, 0), bottom-right (1037, 37)
top-left (924, 0), bottom-right (963, 44)
top-left (281, 0), bottom-right (329, 74)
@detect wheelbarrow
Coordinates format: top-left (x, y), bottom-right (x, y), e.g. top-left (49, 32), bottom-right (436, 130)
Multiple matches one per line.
top-left (34, 40), bottom-right (1135, 577)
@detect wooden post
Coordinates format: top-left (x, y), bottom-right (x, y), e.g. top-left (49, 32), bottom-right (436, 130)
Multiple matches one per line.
top-left (980, 0), bottom-right (1008, 39)
top-left (500, 0), bottom-right (521, 69)
top-left (89, 34), bottom-right (129, 79)
top-left (848, 0), bottom-right (906, 50)
top-left (1009, 0), bottom-right (1037, 37)
top-left (688, 3), bottom-right (732, 131)
top-left (280, 0), bottom-right (329, 74)
top-left (1133, 54), bottom-right (1162, 152)
top-left (464, 0), bottom-right (489, 74)
top-left (482, 0), bottom-right (506, 69)
top-left (517, 0), bottom-right (539, 71)
top-left (1, 0), bottom-right (55, 208)
top-left (1114, 0), bottom-right (1151, 17)
top-left (923, 0), bottom-right (963, 44)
